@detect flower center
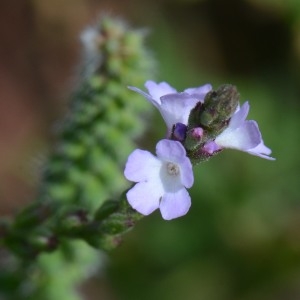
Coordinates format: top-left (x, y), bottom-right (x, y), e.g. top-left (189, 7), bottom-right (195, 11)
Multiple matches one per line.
top-left (166, 162), bottom-right (180, 176)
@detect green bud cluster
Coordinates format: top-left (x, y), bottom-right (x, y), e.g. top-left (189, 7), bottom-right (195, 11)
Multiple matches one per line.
top-left (184, 84), bottom-right (239, 163)
top-left (199, 84), bottom-right (239, 134)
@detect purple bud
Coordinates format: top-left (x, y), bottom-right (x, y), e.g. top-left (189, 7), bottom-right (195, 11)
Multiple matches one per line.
top-left (203, 141), bottom-right (221, 155)
top-left (172, 123), bottom-right (187, 142)
top-left (190, 127), bottom-right (204, 139)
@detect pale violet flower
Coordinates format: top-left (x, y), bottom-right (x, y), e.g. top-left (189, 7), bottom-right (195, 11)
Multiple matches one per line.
top-left (124, 139), bottom-right (194, 220)
top-left (210, 102), bottom-right (275, 160)
top-left (129, 81), bottom-right (212, 135)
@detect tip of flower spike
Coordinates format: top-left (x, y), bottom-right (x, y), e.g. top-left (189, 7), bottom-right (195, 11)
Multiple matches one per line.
top-left (200, 84), bottom-right (239, 130)
top-left (80, 27), bottom-right (99, 53)
top-left (80, 27), bottom-right (102, 76)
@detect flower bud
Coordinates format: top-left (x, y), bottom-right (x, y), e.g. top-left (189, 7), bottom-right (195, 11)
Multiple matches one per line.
top-left (184, 127), bottom-right (204, 151)
top-left (171, 123), bottom-right (187, 142)
top-left (199, 84), bottom-right (239, 136)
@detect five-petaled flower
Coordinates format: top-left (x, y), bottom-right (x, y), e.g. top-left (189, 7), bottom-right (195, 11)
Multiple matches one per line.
top-left (206, 102), bottom-right (275, 160)
top-left (124, 139), bottom-right (194, 220)
top-left (129, 80), bottom-right (212, 135)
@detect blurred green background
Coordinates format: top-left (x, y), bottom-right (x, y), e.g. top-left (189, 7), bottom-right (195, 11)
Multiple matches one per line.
top-left (0, 0), bottom-right (300, 299)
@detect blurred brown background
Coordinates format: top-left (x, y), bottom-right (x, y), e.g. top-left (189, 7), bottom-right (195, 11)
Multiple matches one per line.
top-left (0, 0), bottom-right (131, 214)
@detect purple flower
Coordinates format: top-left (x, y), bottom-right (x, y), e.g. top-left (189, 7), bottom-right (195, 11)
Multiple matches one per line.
top-left (212, 102), bottom-right (275, 160)
top-left (129, 81), bottom-right (212, 135)
top-left (124, 139), bottom-right (194, 220)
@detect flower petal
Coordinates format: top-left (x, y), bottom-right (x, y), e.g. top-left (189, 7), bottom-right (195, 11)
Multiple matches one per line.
top-left (124, 149), bottom-right (162, 182)
top-left (184, 83), bottom-right (212, 101)
top-left (247, 151), bottom-right (275, 160)
top-left (251, 142), bottom-right (271, 154)
top-left (247, 142), bottom-right (275, 160)
top-left (156, 139), bottom-right (187, 163)
top-left (179, 158), bottom-right (194, 188)
top-left (129, 81), bottom-right (208, 134)
top-left (159, 188), bottom-right (191, 220)
top-left (145, 81), bottom-right (177, 102)
top-left (126, 181), bottom-right (163, 215)
top-left (128, 86), bottom-right (160, 108)
top-left (159, 93), bottom-right (199, 129)
top-left (229, 101), bottom-right (250, 129)
top-left (215, 120), bottom-right (261, 150)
